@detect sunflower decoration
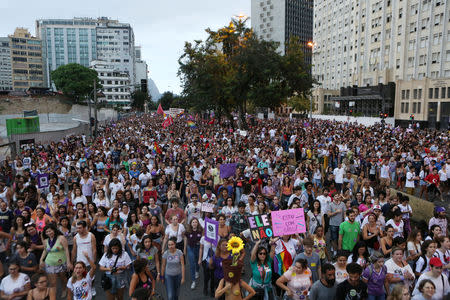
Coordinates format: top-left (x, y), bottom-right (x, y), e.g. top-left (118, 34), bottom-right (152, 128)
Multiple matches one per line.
top-left (227, 236), bottom-right (244, 266)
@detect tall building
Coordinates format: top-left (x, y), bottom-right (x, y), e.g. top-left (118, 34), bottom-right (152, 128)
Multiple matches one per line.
top-left (251, 0), bottom-right (313, 65)
top-left (313, 0), bottom-right (450, 90)
top-left (36, 18), bottom-right (98, 87)
top-left (96, 18), bottom-right (136, 87)
top-left (135, 46), bottom-right (148, 94)
top-left (9, 28), bottom-right (44, 91)
top-left (0, 37), bottom-right (12, 91)
top-left (36, 17), bottom-right (136, 105)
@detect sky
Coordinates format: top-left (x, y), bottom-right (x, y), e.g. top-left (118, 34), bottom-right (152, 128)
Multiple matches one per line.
top-left (0, 0), bottom-right (251, 94)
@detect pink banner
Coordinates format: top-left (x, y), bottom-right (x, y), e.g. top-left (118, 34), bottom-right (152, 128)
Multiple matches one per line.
top-left (271, 208), bottom-right (306, 236)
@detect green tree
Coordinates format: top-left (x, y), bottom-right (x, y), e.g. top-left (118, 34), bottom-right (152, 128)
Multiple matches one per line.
top-left (131, 90), bottom-right (152, 111)
top-left (287, 95), bottom-right (311, 113)
top-left (178, 18), bottom-right (314, 128)
top-left (51, 63), bottom-right (101, 103)
top-left (158, 91), bottom-right (177, 110)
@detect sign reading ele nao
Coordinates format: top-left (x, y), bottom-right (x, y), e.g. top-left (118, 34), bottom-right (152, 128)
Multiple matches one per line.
top-left (247, 214), bottom-right (272, 241)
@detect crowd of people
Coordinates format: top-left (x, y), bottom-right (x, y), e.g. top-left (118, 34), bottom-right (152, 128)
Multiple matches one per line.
top-left (0, 113), bottom-right (448, 300)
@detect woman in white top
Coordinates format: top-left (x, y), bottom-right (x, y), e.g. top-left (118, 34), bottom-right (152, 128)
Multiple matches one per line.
top-left (406, 229), bottom-right (423, 268)
top-left (93, 188), bottom-right (110, 209)
top-left (99, 238), bottom-right (132, 300)
top-left (433, 236), bottom-right (450, 278)
top-left (0, 261), bottom-right (31, 300)
top-left (162, 215), bottom-right (186, 252)
top-left (385, 247), bottom-right (415, 292)
top-left (67, 251), bottom-right (96, 300)
top-left (414, 240), bottom-right (437, 278)
top-left (220, 197), bottom-right (237, 225)
top-left (198, 236), bottom-right (216, 296)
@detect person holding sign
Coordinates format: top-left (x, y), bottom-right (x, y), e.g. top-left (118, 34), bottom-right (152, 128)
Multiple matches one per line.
top-left (249, 239), bottom-right (276, 300)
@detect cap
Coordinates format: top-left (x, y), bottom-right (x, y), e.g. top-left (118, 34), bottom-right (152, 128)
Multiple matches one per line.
top-left (435, 207), bottom-right (446, 213)
top-left (429, 257), bottom-right (443, 267)
top-left (373, 205), bottom-right (382, 211)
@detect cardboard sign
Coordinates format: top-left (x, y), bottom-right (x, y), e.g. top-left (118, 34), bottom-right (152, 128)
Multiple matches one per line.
top-left (271, 208), bottom-right (306, 236)
top-left (204, 217), bottom-right (219, 245)
top-left (143, 190), bottom-right (157, 203)
top-left (247, 214), bottom-right (273, 241)
top-left (201, 202), bottom-right (215, 213)
top-left (37, 173), bottom-right (49, 189)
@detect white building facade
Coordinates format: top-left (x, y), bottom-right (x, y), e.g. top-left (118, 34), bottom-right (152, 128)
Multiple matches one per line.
top-left (251, 0), bottom-right (313, 65)
top-left (313, 0), bottom-right (450, 90)
top-left (90, 60), bottom-right (131, 105)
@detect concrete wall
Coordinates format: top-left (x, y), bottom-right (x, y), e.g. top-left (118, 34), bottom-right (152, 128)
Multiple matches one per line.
top-left (309, 114), bottom-right (396, 127)
top-left (9, 123), bottom-right (89, 154)
top-left (389, 188), bottom-right (435, 223)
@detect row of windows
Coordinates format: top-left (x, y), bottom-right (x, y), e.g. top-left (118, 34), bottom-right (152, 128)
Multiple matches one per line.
top-left (400, 102), bottom-right (422, 114)
top-left (428, 87), bottom-right (449, 99)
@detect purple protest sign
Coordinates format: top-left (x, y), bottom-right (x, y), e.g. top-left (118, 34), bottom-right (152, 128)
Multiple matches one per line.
top-left (271, 208), bottom-right (306, 236)
top-left (204, 217), bottom-right (219, 245)
top-left (220, 163), bottom-right (237, 179)
top-left (37, 173), bottom-right (49, 189)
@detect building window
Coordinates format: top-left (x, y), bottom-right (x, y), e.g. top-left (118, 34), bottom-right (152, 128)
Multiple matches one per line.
top-left (417, 102), bottom-right (421, 113)
top-left (418, 89), bottom-right (422, 99)
top-left (441, 87), bottom-right (446, 99)
top-left (413, 102), bottom-right (417, 113)
top-left (406, 90), bottom-right (410, 99)
top-left (401, 102), bottom-right (405, 113)
top-left (413, 89), bottom-right (418, 99)
top-left (429, 88), bottom-right (433, 98)
top-left (434, 88), bottom-right (439, 98)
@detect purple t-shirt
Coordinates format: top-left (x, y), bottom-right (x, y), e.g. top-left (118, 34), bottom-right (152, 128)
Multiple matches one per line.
top-left (362, 265), bottom-right (387, 296)
top-left (212, 255), bottom-right (231, 279)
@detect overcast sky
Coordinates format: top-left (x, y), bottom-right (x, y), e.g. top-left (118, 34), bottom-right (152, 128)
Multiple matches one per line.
top-left (0, 0), bottom-right (251, 94)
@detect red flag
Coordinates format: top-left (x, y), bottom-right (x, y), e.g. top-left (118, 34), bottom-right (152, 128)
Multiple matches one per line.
top-left (157, 103), bottom-right (164, 115)
top-left (208, 118), bottom-right (215, 125)
top-left (162, 116), bottom-right (173, 128)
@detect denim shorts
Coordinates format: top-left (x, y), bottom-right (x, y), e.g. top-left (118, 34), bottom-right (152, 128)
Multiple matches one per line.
top-left (107, 272), bottom-right (128, 294)
top-left (329, 225), bottom-right (339, 241)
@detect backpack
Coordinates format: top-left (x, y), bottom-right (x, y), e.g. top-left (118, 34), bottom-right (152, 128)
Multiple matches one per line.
top-left (367, 264), bottom-right (387, 280)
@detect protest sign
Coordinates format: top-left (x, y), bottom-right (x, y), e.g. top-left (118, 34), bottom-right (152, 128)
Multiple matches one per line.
top-left (247, 214), bottom-right (273, 241)
top-left (220, 163), bottom-right (237, 179)
top-left (201, 202), bottom-right (215, 213)
top-left (204, 217), bottom-right (219, 245)
top-left (271, 208), bottom-right (306, 236)
top-left (37, 173), bottom-right (49, 189)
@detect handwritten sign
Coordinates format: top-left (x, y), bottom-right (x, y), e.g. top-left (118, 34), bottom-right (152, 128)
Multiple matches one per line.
top-left (204, 217), bottom-right (219, 245)
top-left (247, 214), bottom-right (273, 241)
top-left (37, 173), bottom-right (49, 189)
top-left (201, 202), bottom-right (215, 213)
top-left (271, 208), bottom-right (306, 236)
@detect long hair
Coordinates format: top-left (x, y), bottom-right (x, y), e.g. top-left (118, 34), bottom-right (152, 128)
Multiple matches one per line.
top-left (42, 223), bottom-right (62, 240)
top-left (106, 238), bottom-right (123, 258)
top-left (351, 241), bottom-right (369, 263)
top-left (215, 238), bottom-right (228, 257)
top-left (185, 217), bottom-right (203, 234)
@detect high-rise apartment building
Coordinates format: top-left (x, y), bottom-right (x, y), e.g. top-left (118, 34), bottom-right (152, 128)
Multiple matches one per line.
top-left (251, 0), bottom-right (313, 65)
top-left (36, 17), bottom-right (136, 105)
top-left (36, 18), bottom-right (98, 87)
top-left (9, 28), bottom-right (44, 91)
top-left (135, 46), bottom-right (148, 93)
top-left (0, 37), bottom-right (12, 91)
top-left (313, 0), bottom-right (450, 90)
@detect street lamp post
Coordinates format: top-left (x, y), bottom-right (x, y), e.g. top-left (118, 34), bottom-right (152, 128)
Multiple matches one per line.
top-left (307, 41), bottom-right (315, 125)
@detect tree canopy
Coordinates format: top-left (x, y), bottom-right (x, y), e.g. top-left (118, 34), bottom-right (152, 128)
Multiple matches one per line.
top-left (51, 63), bottom-right (101, 103)
top-left (178, 18), bottom-right (314, 128)
top-left (131, 90), bottom-right (152, 111)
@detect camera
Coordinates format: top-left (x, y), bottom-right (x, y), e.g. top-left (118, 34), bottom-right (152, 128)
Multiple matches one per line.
top-left (111, 267), bottom-right (118, 274)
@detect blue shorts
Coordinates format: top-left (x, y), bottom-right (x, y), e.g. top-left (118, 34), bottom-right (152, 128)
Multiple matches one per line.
top-left (329, 225), bottom-right (339, 241)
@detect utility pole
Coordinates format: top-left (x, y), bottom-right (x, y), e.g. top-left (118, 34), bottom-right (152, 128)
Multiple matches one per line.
top-left (309, 96), bottom-right (313, 124)
top-left (94, 79), bottom-right (98, 137)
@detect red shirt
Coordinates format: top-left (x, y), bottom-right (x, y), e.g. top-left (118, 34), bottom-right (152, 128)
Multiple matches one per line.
top-left (425, 173), bottom-right (440, 186)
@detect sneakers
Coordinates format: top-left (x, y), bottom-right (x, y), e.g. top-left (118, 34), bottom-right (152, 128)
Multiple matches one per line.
top-left (191, 281), bottom-right (196, 290)
top-left (195, 271), bottom-right (199, 279)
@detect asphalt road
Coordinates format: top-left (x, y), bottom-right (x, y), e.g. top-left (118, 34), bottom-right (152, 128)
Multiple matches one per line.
top-left (91, 255), bottom-right (253, 300)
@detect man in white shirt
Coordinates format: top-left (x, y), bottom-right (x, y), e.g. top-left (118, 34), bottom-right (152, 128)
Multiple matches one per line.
top-left (316, 188), bottom-right (331, 214)
top-left (108, 176), bottom-right (124, 201)
top-left (333, 164), bottom-right (345, 192)
top-left (412, 257), bottom-right (449, 300)
top-left (405, 167), bottom-right (418, 195)
top-left (379, 159), bottom-right (390, 187)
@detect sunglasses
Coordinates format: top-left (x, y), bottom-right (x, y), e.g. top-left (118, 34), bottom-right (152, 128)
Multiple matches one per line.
top-left (258, 252), bottom-right (267, 255)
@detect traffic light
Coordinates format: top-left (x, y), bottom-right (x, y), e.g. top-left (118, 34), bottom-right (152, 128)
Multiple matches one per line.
top-left (140, 79), bottom-right (148, 93)
top-left (349, 109), bottom-right (353, 114)
top-left (410, 114), bottom-right (415, 120)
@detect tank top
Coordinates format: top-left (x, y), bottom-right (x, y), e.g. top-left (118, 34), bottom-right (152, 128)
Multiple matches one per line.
top-left (365, 228), bottom-right (378, 248)
top-left (96, 218), bottom-right (107, 232)
top-left (75, 232), bottom-right (93, 265)
top-left (45, 238), bottom-right (66, 266)
top-left (136, 273), bottom-right (152, 290)
top-left (31, 288), bottom-right (50, 300)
